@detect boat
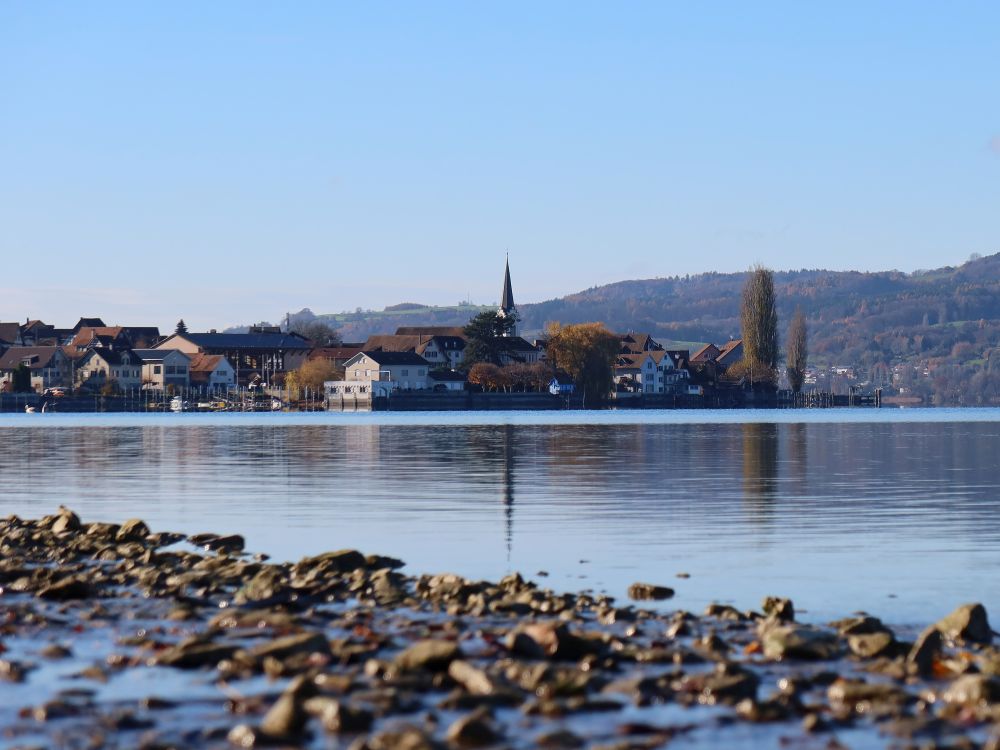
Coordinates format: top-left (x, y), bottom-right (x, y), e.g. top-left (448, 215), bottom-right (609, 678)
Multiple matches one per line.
top-left (24, 405), bottom-right (36, 414)
top-left (169, 396), bottom-right (189, 412)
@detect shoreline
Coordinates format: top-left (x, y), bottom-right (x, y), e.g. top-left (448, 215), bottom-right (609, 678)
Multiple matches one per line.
top-left (1, 508), bottom-right (998, 748)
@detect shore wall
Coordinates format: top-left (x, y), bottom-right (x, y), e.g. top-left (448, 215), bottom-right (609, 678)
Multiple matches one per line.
top-left (369, 392), bottom-right (564, 411)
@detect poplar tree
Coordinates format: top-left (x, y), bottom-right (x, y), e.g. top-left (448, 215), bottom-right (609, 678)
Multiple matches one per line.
top-left (740, 265), bottom-right (779, 385)
top-left (785, 307), bottom-right (808, 393)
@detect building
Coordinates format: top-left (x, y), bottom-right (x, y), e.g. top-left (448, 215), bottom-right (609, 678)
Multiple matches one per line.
top-left (0, 347), bottom-right (73, 392)
top-left (154, 330), bottom-right (310, 386)
top-left (364, 334), bottom-right (466, 369)
top-left (307, 345), bottom-right (364, 369)
top-left (187, 354), bottom-right (236, 392)
top-left (428, 369), bottom-right (467, 392)
top-left (499, 256), bottom-right (518, 337)
top-left (75, 348), bottom-right (143, 391)
top-left (614, 349), bottom-right (693, 395)
top-left (133, 349), bottom-right (191, 390)
top-left (691, 339), bottom-right (743, 369)
top-left (325, 351), bottom-right (431, 396)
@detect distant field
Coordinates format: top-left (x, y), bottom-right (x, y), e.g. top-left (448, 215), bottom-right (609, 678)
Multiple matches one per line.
top-left (318, 304), bottom-right (491, 324)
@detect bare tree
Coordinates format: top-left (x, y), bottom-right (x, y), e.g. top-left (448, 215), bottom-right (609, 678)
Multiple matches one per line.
top-left (785, 307), bottom-right (808, 393)
top-left (740, 265), bottom-right (778, 385)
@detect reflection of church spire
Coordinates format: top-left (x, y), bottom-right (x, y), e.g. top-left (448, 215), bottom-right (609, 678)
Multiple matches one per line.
top-left (503, 424), bottom-right (514, 563)
top-left (499, 255), bottom-right (518, 337)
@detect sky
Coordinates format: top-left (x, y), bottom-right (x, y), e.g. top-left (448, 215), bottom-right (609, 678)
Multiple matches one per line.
top-left (2, 2), bottom-right (998, 330)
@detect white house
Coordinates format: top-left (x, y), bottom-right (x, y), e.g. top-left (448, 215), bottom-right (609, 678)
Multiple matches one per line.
top-left (326, 351), bottom-right (431, 396)
top-left (75, 348), bottom-right (142, 391)
top-left (133, 349), bottom-right (191, 390)
top-left (188, 353), bottom-right (236, 392)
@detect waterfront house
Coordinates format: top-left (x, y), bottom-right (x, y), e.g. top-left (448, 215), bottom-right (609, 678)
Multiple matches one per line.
top-left (365, 334), bottom-right (466, 369)
top-left (326, 351), bottom-right (431, 396)
top-left (549, 373), bottom-right (575, 395)
top-left (619, 332), bottom-right (665, 354)
top-left (0, 346), bottom-right (72, 392)
top-left (307, 345), bottom-right (364, 368)
top-left (154, 329), bottom-right (310, 386)
top-left (75, 348), bottom-right (142, 391)
top-left (691, 340), bottom-right (743, 370)
top-left (133, 349), bottom-right (191, 390)
top-left (187, 353), bottom-right (236, 392)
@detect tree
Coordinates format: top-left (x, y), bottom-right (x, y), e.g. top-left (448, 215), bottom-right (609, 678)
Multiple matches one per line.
top-left (298, 358), bottom-right (341, 392)
top-left (545, 322), bottom-right (619, 405)
top-left (785, 307), bottom-right (808, 393)
top-left (468, 362), bottom-right (504, 392)
top-left (463, 311), bottom-right (521, 366)
top-left (290, 319), bottom-right (341, 347)
top-left (740, 265), bottom-right (779, 386)
top-left (175, 319), bottom-right (188, 335)
top-left (12, 363), bottom-right (32, 393)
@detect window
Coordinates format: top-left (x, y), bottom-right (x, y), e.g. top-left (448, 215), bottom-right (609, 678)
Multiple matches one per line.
top-left (154, 365), bottom-right (162, 375)
top-left (166, 366), bottom-right (176, 375)
top-left (418, 369), bottom-right (425, 376)
top-left (401, 369), bottom-right (409, 376)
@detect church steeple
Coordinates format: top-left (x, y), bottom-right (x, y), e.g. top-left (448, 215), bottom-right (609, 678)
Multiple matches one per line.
top-left (498, 255), bottom-right (518, 337)
top-left (500, 255), bottom-right (515, 314)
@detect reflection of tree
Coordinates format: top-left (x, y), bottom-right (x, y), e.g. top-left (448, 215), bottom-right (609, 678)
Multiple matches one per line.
top-left (502, 424), bottom-right (514, 562)
top-left (785, 422), bottom-right (808, 496)
top-left (742, 423), bottom-right (778, 517)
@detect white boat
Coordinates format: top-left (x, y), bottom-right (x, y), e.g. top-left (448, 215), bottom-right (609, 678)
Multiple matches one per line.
top-left (169, 396), bottom-right (189, 413)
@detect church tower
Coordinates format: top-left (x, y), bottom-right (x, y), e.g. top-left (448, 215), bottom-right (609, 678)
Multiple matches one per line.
top-left (498, 256), bottom-right (518, 337)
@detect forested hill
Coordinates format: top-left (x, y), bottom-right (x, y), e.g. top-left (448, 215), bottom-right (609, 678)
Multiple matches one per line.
top-left (517, 252), bottom-right (1000, 366)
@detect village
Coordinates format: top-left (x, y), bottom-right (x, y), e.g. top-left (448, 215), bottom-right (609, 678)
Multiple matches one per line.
top-left (0, 261), bottom-right (853, 412)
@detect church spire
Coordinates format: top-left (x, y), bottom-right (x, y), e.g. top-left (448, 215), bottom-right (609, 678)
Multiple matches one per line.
top-left (500, 254), bottom-right (515, 314)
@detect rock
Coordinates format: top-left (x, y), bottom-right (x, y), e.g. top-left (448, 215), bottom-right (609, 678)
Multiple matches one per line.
top-left (116, 518), bottom-right (150, 542)
top-left (394, 639), bottom-right (461, 672)
top-left (366, 726), bottom-right (443, 750)
top-left (448, 660), bottom-right (499, 695)
top-left (627, 583), bottom-right (674, 601)
top-left (936, 603), bottom-right (993, 644)
top-left (761, 625), bottom-right (840, 661)
top-left (36, 577), bottom-right (92, 601)
top-left (203, 534), bottom-right (245, 553)
top-left (847, 630), bottom-right (895, 658)
top-left (907, 626), bottom-right (942, 677)
top-left (941, 674), bottom-right (1000, 706)
top-left (243, 631), bottom-right (331, 664)
top-left (673, 663), bottom-right (758, 705)
top-left (762, 596), bottom-right (795, 622)
top-left (260, 675), bottom-right (316, 737)
top-left (227, 723), bottom-right (258, 747)
top-left (316, 700), bottom-right (373, 733)
top-left (536, 729), bottom-right (585, 748)
top-left (445, 707), bottom-right (502, 747)
top-left (51, 507), bottom-right (81, 534)
top-left (505, 623), bottom-right (593, 661)
top-left (155, 641), bottom-right (238, 669)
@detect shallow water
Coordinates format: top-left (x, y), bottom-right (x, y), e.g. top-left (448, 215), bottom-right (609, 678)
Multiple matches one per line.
top-left (1, 408), bottom-right (999, 625)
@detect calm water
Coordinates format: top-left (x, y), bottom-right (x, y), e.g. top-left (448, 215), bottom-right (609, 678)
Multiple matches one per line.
top-left (2, 408), bottom-right (999, 626)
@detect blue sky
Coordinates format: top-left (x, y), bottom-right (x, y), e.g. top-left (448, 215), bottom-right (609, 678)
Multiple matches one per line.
top-left (2, 2), bottom-right (998, 330)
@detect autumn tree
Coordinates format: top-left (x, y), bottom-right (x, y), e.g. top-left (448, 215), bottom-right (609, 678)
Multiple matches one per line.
top-left (468, 362), bottom-right (505, 392)
top-left (785, 307), bottom-right (808, 393)
top-left (740, 265), bottom-right (779, 386)
top-left (286, 358), bottom-right (341, 400)
top-left (545, 322), bottom-right (619, 405)
top-left (463, 311), bottom-right (521, 366)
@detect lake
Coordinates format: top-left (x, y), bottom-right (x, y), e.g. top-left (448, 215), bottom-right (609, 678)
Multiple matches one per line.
top-left (1, 408), bottom-right (998, 627)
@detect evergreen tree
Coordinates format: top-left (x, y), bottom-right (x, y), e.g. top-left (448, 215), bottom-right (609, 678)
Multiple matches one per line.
top-left (463, 311), bottom-right (520, 366)
top-left (175, 319), bottom-right (188, 335)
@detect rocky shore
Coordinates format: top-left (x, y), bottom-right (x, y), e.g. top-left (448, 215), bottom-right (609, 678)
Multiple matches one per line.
top-left (1, 508), bottom-right (999, 749)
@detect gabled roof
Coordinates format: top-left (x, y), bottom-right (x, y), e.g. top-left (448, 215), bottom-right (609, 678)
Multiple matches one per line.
top-left (691, 343), bottom-right (722, 363)
top-left (73, 317), bottom-right (106, 332)
top-left (159, 332), bottom-right (311, 351)
top-left (79, 348), bottom-right (138, 366)
top-left (187, 353), bottom-right (230, 373)
top-left (133, 348), bottom-right (191, 363)
top-left (349, 351), bottom-right (430, 366)
top-left (0, 322), bottom-right (21, 345)
top-left (308, 346), bottom-right (363, 361)
top-left (502, 336), bottom-right (538, 352)
top-left (0, 346), bottom-right (64, 371)
top-left (717, 339), bottom-right (743, 357)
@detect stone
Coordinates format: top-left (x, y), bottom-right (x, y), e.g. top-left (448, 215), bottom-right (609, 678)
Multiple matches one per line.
top-left (243, 631), bottom-right (331, 663)
top-left (51, 507), bottom-right (81, 534)
top-left (445, 707), bottom-right (502, 747)
top-left (394, 639), bottom-right (461, 672)
top-left (116, 518), bottom-right (150, 542)
top-left (155, 641), bottom-right (238, 669)
top-left (627, 583), bottom-right (674, 601)
top-left (36, 577), bottom-right (92, 601)
top-left (761, 625), bottom-right (840, 661)
top-left (260, 675), bottom-right (316, 737)
top-left (761, 596), bottom-right (795, 622)
top-left (907, 626), bottom-right (942, 677)
top-left (827, 679), bottom-right (912, 712)
top-left (448, 660), bottom-right (499, 695)
top-left (936, 603), bottom-right (993, 644)
top-left (505, 623), bottom-right (593, 661)
top-left (847, 630), bottom-right (895, 658)
top-left (366, 726), bottom-right (442, 750)
top-left (941, 674), bottom-right (1000, 706)
top-left (317, 700), bottom-right (373, 733)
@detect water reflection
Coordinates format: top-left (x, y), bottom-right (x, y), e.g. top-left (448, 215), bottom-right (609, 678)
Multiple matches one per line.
top-left (2, 418), bottom-right (1000, 622)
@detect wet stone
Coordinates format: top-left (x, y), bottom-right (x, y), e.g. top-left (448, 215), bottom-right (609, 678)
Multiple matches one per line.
top-left (936, 603), bottom-right (993, 645)
top-left (761, 596), bottom-right (795, 622)
top-left (848, 630), bottom-right (896, 658)
top-left (941, 674), bottom-right (1000, 706)
top-left (445, 707), bottom-right (502, 747)
top-left (627, 583), bottom-right (675, 601)
top-left (394, 639), bottom-right (461, 672)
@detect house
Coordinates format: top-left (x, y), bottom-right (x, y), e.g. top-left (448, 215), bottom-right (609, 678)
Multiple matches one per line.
top-left (326, 351), bottom-right (431, 396)
top-left (428, 369), bottom-right (467, 392)
top-left (153, 330), bottom-right (310, 385)
top-left (619, 332), bottom-right (664, 354)
top-left (614, 350), bottom-right (693, 395)
top-left (19, 320), bottom-right (63, 346)
top-left (364, 334), bottom-right (467, 369)
top-left (0, 322), bottom-right (22, 353)
top-left (75, 348), bottom-right (142, 391)
top-left (691, 340), bottom-right (743, 370)
top-left (549, 373), bottom-right (575, 395)
top-left (187, 354), bottom-right (236, 392)
top-left (0, 347), bottom-right (72, 393)
top-left (133, 349), bottom-right (191, 390)
top-left (308, 346), bottom-right (364, 368)
top-left (71, 317), bottom-right (106, 333)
